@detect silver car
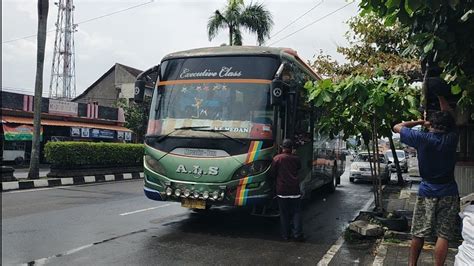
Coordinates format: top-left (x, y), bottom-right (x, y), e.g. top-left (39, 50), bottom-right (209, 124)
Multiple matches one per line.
top-left (349, 152), bottom-right (390, 183)
top-left (385, 150), bottom-right (408, 173)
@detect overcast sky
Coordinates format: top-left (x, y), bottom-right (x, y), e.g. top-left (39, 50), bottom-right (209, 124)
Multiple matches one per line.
top-left (2, 0), bottom-right (359, 98)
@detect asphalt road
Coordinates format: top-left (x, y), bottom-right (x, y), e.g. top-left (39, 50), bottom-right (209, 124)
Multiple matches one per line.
top-left (2, 166), bottom-right (379, 265)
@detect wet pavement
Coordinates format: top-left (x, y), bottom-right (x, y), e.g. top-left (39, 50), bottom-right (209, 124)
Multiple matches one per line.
top-left (2, 164), bottom-right (381, 265)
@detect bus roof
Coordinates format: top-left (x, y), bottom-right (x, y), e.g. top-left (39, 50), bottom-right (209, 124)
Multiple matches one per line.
top-left (162, 46), bottom-right (321, 80)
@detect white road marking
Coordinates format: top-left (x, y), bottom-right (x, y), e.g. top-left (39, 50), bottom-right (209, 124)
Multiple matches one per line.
top-left (33, 179), bottom-right (49, 187)
top-left (5, 179), bottom-right (143, 194)
top-left (123, 173), bottom-right (133, 180)
top-left (316, 196), bottom-right (375, 265)
top-left (2, 182), bottom-right (19, 190)
top-left (22, 244), bottom-right (94, 266)
top-left (372, 242), bottom-right (388, 266)
top-left (105, 174), bottom-right (115, 181)
top-left (317, 235), bottom-right (345, 266)
top-left (61, 177), bottom-right (74, 185)
top-left (119, 203), bottom-right (174, 216)
top-left (84, 176), bottom-right (96, 183)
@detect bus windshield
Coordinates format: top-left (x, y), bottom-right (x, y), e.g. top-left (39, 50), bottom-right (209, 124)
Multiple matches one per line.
top-left (155, 81), bottom-right (271, 121)
top-left (147, 55), bottom-right (279, 139)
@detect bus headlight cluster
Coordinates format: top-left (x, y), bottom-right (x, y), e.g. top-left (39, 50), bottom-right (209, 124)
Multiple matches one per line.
top-left (145, 155), bottom-right (167, 175)
top-left (232, 160), bottom-right (271, 180)
top-left (164, 187), bottom-right (224, 201)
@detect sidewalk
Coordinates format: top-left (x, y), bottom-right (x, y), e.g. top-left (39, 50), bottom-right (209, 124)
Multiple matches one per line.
top-left (2, 167), bottom-right (144, 191)
top-left (375, 182), bottom-right (460, 265)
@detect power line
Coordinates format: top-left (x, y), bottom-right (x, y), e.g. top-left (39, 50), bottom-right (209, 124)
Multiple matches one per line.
top-left (270, 0), bottom-right (324, 39)
top-left (2, 0), bottom-right (155, 44)
top-left (269, 1), bottom-right (355, 46)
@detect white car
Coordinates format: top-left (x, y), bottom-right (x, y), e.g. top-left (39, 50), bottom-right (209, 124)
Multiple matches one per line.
top-left (349, 152), bottom-right (390, 183)
top-left (385, 150), bottom-right (408, 173)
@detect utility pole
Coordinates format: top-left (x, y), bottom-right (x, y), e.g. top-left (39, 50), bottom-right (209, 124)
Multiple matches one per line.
top-left (49, 0), bottom-right (77, 100)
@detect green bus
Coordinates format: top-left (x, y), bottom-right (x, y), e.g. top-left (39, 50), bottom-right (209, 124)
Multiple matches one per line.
top-left (136, 46), bottom-right (345, 214)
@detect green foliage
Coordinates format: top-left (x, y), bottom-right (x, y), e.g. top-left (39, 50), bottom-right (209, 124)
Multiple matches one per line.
top-left (359, 0), bottom-right (474, 109)
top-left (312, 12), bottom-right (420, 82)
top-left (45, 142), bottom-right (144, 167)
top-left (207, 0), bottom-right (273, 45)
top-left (117, 97), bottom-right (150, 143)
top-left (305, 74), bottom-right (420, 140)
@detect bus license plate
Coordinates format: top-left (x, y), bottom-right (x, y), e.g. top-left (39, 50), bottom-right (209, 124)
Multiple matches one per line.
top-left (182, 199), bottom-right (206, 209)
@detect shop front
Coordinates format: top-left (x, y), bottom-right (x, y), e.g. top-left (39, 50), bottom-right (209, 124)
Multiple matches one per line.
top-left (1, 116), bottom-right (133, 164)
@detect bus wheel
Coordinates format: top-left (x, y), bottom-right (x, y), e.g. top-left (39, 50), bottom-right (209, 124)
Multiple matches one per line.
top-left (14, 157), bottom-right (24, 165)
top-left (325, 166), bottom-right (337, 193)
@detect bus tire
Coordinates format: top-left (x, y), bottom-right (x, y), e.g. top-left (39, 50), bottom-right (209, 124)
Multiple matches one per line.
top-left (325, 165), bottom-right (337, 193)
top-left (14, 157), bottom-right (24, 165)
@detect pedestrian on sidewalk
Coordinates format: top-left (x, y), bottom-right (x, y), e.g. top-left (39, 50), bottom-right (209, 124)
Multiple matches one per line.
top-left (393, 95), bottom-right (459, 266)
top-left (270, 138), bottom-right (305, 242)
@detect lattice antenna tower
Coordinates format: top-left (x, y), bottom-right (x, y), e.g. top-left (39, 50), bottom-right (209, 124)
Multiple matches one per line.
top-left (49, 0), bottom-right (77, 100)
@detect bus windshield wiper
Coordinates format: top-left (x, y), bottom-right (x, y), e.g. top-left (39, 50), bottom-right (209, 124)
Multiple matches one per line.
top-left (154, 126), bottom-right (211, 142)
top-left (191, 128), bottom-right (245, 145)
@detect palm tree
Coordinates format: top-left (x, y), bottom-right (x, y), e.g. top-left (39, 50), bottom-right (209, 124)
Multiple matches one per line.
top-left (28, 0), bottom-right (49, 179)
top-left (207, 0), bottom-right (273, 46)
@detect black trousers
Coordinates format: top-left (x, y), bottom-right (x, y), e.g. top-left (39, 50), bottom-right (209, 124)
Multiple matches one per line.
top-left (278, 197), bottom-right (303, 239)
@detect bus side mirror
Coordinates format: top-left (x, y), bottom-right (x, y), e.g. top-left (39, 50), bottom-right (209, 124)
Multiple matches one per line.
top-left (271, 79), bottom-right (287, 106)
top-left (134, 79), bottom-right (146, 103)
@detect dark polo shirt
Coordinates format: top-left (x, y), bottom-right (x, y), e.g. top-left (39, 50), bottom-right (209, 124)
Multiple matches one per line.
top-left (271, 151), bottom-right (302, 196)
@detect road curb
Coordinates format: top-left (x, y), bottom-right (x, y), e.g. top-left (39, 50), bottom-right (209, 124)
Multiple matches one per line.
top-left (1, 172), bottom-right (144, 191)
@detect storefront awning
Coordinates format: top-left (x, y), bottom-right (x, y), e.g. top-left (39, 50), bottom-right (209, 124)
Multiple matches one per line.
top-left (1, 116), bottom-right (132, 132)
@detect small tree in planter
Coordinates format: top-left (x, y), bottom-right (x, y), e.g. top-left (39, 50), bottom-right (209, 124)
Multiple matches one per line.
top-left (304, 73), bottom-right (420, 211)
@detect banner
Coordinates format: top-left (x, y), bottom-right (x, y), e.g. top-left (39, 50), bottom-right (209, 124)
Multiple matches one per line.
top-left (71, 127), bottom-right (81, 137)
top-left (49, 99), bottom-right (78, 116)
top-left (81, 128), bottom-right (90, 138)
top-left (91, 128), bottom-right (115, 139)
top-left (3, 124), bottom-right (43, 141)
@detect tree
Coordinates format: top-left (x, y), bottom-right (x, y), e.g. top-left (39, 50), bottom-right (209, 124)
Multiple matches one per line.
top-left (28, 0), bottom-right (49, 179)
top-left (359, 0), bottom-right (474, 109)
top-left (312, 12), bottom-right (420, 184)
top-left (313, 13), bottom-right (420, 81)
top-left (207, 0), bottom-right (273, 46)
top-left (305, 74), bottom-right (420, 211)
top-left (117, 98), bottom-right (150, 143)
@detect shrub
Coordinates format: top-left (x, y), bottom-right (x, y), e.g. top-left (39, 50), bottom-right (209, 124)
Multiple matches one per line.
top-left (45, 141), bottom-right (144, 167)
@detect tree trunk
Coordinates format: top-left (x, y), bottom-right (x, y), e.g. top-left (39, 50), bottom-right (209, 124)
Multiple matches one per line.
top-left (388, 135), bottom-right (404, 185)
top-left (28, 0), bottom-right (49, 179)
top-left (229, 25), bottom-right (233, 46)
top-left (373, 124), bottom-right (383, 212)
top-left (366, 143), bottom-right (378, 210)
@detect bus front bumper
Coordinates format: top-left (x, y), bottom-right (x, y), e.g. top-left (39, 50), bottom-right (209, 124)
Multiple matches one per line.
top-left (143, 168), bottom-right (272, 207)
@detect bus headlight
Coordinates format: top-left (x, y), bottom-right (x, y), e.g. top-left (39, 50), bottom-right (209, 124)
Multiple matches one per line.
top-left (184, 189), bottom-right (191, 198)
top-left (145, 155), bottom-right (167, 175)
top-left (232, 160), bottom-right (271, 180)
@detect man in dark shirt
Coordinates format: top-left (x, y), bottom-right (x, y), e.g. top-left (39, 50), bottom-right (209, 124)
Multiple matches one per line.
top-left (393, 96), bottom-right (459, 266)
top-left (271, 139), bottom-right (304, 241)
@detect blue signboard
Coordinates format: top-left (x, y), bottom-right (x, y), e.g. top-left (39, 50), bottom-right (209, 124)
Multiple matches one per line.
top-left (91, 129), bottom-right (115, 139)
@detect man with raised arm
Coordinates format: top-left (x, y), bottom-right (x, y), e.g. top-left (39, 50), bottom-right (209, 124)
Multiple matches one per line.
top-left (393, 95), bottom-right (459, 266)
